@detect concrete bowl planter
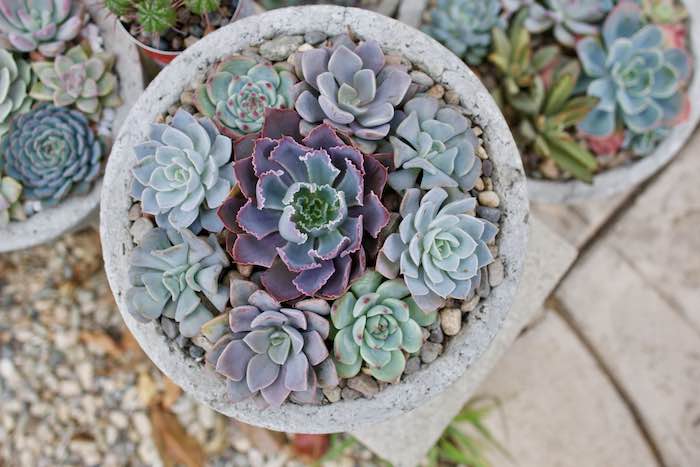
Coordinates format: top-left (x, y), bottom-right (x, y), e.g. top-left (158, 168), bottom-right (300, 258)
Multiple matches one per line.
top-left (0, 2), bottom-right (144, 253)
top-left (399, 0), bottom-right (700, 204)
top-left (101, 6), bottom-right (528, 433)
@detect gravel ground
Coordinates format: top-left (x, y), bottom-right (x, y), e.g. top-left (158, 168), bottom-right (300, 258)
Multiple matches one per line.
top-left (0, 229), bottom-right (382, 467)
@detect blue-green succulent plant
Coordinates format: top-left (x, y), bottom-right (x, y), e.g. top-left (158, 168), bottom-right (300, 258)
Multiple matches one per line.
top-left (331, 270), bottom-right (434, 382)
top-left (131, 109), bottom-right (235, 234)
top-left (422, 0), bottom-right (504, 65)
top-left (376, 187), bottom-right (497, 312)
top-left (196, 55), bottom-right (298, 139)
top-left (0, 104), bottom-right (102, 204)
top-left (126, 227), bottom-right (229, 338)
top-left (0, 49), bottom-right (32, 138)
top-left (577, 2), bottom-right (690, 137)
top-left (388, 96), bottom-right (482, 193)
top-left (624, 127), bottom-right (670, 156)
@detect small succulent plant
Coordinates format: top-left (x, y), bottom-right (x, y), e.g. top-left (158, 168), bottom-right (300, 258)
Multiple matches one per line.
top-left (0, 175), bottom-right (23, 225)
top-left (196, 55), bottom-right (297, 138)
top-left (577, 2), bottom-right (690, 138)
top-left (29, 44), bottom-right (122, 119)
top-left (202, 278), bottom-right (338, 407)
top-left (422, 0), bottom-right (504, 65)
top-left (0, 49), bottom-right (32, 138)
top-left (126, 227), bottom-right (229, 337)
top-left (0, 0), bottom-right (84, 57)
top-left (624, 127), bottom-right (670, 156)
top-left (503, 0), bottom-right (612, 47)
top-left (641, 0), bottom-right (687, 24)
top-left (0, 104), bottom-right (102, 204)
top-left (131, 109), bottom-right (235, 234)
top-left (331, 270), bottom-right (433, 382)
top-left (388, 96), bottom-right (482, 193)
top-left (376, 187), bottom-right (496, 312)
top-left (295, 37), bottom-right (411, 153)
top-left (135, 0), bottom-right (177, 34)
top-left (218, 108), bottom-right (390, 302)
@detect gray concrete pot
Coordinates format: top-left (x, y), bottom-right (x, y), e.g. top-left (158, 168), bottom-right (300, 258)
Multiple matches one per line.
top-left (0, 3), bottom-right (144, 253)
top-left (399, 0), bottom-right (700, 204)
top-left (101, 6), bottom-right (529, 434)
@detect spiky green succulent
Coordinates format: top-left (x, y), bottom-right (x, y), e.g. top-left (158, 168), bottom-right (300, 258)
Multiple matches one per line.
top-left (184, 0), bottom-right (220, 15)
top-left (377, 187), bottom-right (496, 313)
top-left (126, 227), bottom-right (229, 338)
top-left (196, 55), bottom-right (297, 138)
top-left (104, 0), bottom-right (133, 17)
top-left (331, 270), bottom-right (433, 382)
top-left (0, 49), bottom-right (32, 138)
top-left (136, 0), bottom-right (176, 34)
top-left (577, 2), bottom-right (690, 138)
top-left (0, 175), bottom-right (23, 225)
top-left (422, 0), bottom-right (504, 65)
top-left (29, 44), bottom-right (122, 119)
top-left (0, 104), bottom-right (102, 204)
top-left (388, 96), bottom-right (482, 193)
top-left (0, 0), bottom-right (84, 57)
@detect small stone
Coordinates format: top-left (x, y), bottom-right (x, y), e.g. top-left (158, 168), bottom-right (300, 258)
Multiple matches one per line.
top-left (472, 126), bottom-right (483, 137)
top-left (482, 159), bottom-right (493, 177)
top-left (171, 36), bottom-right (183, 51)
top-left (129, 217), bottom-right (154, 244)
top-left (180, 90), bottom-right (194, 106)
top-left (488, 258), bottom-right (505, 287)
top-left (175, 334), bottom-right (188, 348)
top-left (304, 31), bottom-right (327, 45)
top-left (539, 158), bottom-right (561, 179)
top-left (439, 308), bottom-right (461, 336)
top-left (341, 387), bottom-right (361, 400)
top-left (160, 317), bottom-right (179, 340)
top-left (477, 273), bottom-right (491, 298)
top-left (476, 206), bottom-right (501, 224)
top-left (189, 345), bottom-right (205, 359)
top-left (474, 177), bottom-right (485, 191)
top-left (237, 263), bottom-right (253, 277)
top-left (410, 70), bottom-right (433, 89)
top-left (322, 386), bottom-right (341, 403)
top-left (404, 356), bottom-right (421, 375)
top-left (476, 145), bottom-right (488, 159)
top-left (346, 374), bottom-right (379, 398)
top-left (445, 90), bottom-right (460, 105)
top-left (426, 84), bottom-right (445, 99)
top-left (128, 203), bottom-right (142, 221)
top-left (484, 177), bottom-right (493, 191)
top-left (184, 36), bottom-right (199, 48)
top-left (478, 190), bottom-right (500, 208)
top-left (259, 35), bottom-right (303, 61)
top-left (427, 319), bottom-right (444, 343)
top-left (420, 342), bottom-right (443, 363)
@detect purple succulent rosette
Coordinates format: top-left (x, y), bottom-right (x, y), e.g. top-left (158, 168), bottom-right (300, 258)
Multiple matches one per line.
top-left (217, 108), bottom-right (390, 302)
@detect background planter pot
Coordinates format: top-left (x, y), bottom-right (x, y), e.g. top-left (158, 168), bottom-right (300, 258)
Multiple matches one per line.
top-left (0, 2), bottom-right (144, 253)
top-left (398, 0), bottom-right (700, 204)
top-left (101, 6), bottom-right (529, 434)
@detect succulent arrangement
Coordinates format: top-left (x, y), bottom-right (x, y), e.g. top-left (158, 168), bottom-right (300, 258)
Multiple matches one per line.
top-left (422, 0), bottom-right (694, 182)
top-left (0, 0), bottom-right (123, 226)
top-left (125, 32), bottom-right (507, 407)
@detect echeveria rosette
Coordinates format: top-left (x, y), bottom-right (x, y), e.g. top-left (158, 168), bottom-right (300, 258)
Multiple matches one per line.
top-left (0, 104), bottom-right (102, 205)
top-left (624, 127), bottom-right (670, 156)
top-left (388, 96), bottom-right (482, 193)
top-left (131, 109), bottom-right (235, 234)
top-left (376, 187), bottom-right (497, 312)
top-left (29, 44), bottom-right (122, 119)
top-left (204, 278), bottom-right (339, 407)
top-left (422, 0), bottom-right (504, 65)
top-left (126, 227), bottom-right (229, 338)
top-left (0, 175), bottom-right (23, 225)
top-left (0, 0), bottom-right (84, 57)
top-left (0, 49), bottom-right (33, 138)
top-left (196, 55), bottom-right (298, 139)
top-left (331, 270), bottom-right (434, 382)
top-left (577, 2), bottom-right (691, 138)
top-left (295, 38), bottom-right (411, 153)
top-left (218, 109), bottom-right (390, 302)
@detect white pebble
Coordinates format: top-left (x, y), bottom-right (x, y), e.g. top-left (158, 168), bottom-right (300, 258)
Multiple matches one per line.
top-left (478, 191), bottom-right (500, 208)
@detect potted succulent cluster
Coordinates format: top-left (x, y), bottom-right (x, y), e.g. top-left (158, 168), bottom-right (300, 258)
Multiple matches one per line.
top-left (101, 6), bottom-right (527, 433)
top-left (103, 0), bottom-right (255, 65)
top-left (407, 0), bottom-right (698, 201)
top-left (0, 0), bottom-right (142, 252)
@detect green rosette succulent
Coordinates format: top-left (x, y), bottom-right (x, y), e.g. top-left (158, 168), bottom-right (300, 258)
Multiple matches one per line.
top-left (0, 49), bottom-right (32, 138)
top-left (422, 0), bottom-right (504, 65)
top-left (377, 187), bottom-right (497, 313)
top-left (388, 96), bottom-right (482, 193)
top-left (29, 44), bottom-right (122, 119)
top-left (196, 55), bottom-right (297, 138)
top-left (126, 227), bottom-right (229, 338)
top-left (0, 175), bottom-right (23, 225)
top-left (624, 127), bottom-right (670, 156)
top-left (641, 0), bottom-right (687, 24)
top-left (331, 270), bottom-right (432, 382)
top-left (0, 104), bottom-right (102, 204)
top-left (577, 2), bottom-right (691, 138)
top-left (0, 0), bottom-right (84, 57)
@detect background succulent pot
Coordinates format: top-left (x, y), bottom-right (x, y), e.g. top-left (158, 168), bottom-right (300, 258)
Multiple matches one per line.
top-left (101, 6), bottom-right (527, 433)
top-left (0, 2), bottom-right (143, 253)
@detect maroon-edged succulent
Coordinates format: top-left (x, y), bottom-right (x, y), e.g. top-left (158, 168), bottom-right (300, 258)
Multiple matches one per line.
top-left (217, 108), bottom-right (390, 302)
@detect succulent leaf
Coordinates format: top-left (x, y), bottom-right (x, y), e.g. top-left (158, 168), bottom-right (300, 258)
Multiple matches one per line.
top-left (136, 0), bottom-right (177, 34)
top-left (0, 175), bottom-right (24, 225)
top-left (0, 50), bottom-right (33, 138)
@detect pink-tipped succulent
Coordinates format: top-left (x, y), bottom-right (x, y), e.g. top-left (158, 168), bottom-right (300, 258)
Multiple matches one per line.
top-left (217, 108), bottom-right (390, 302)
top-left (201, 279), bottom-right (338, 408)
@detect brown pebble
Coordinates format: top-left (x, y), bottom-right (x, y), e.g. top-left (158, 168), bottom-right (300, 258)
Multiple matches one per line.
top-left (426, 84), bottom-right (445, 99)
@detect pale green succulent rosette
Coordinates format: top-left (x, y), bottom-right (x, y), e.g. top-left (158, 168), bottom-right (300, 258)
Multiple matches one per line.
top-left (331, 270), bottom-right (434, 382)
top-left (0, 175), bottom-right (23, 225)
top-left (0, 49), bottom-right (33, 139)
